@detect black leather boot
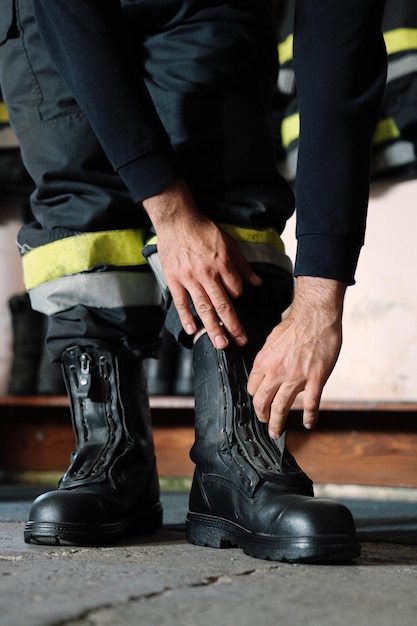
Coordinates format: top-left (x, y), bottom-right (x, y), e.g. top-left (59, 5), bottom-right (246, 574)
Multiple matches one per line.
top-left (186, 333), bottom-right (360, 563)
top-left (24, 345), bottom-right (162, 546)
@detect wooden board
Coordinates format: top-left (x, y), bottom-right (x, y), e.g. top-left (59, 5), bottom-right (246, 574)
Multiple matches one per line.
top-left (1, 397), bottom-right (417, 487)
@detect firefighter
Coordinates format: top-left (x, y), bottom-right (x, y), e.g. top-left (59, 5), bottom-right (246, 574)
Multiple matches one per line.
top-left (0, 0), bottom-right (386, 562)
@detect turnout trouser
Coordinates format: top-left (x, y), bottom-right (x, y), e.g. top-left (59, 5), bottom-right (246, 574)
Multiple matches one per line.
top-left (0, 0), bottom-right (295, 361)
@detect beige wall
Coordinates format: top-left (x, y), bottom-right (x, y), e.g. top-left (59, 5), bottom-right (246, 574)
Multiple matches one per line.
top-left (282, 178), bottom-right (417, 401)
top-left (0, 198), bottom-right (25, 393)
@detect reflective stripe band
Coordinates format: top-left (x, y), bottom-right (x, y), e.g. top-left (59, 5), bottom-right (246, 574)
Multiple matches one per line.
top-left (147, 224), bottom-right (286, 254)
top-left (373, 117), bottom-right (400, 145)
top-left (281, 113), bottom-right (299, 149)
top-left (277, 34), bottom-right (293, 66)
top-left (0, 126), bottom-right (19, 149)
top-left (277, 68), bottom-right (296, 96)
top-left (278, 28), bottom-right (417, 66)
top-left (0, 101), bottom-right (9, 123)
top-left (372, 140), bottom-right (416, 174)
top-left (29, 270), bottom-right (162, 316)
top-left (22, 229), bottom-right (148, 290)
top-left (218, 223), bottom-right (292, 273)
top-left (146, 234), bottom-right (157, 247)
top-left (146, 223), bottom-right (292, 289)
top-left (235, 241), bottom-right (293, 273)
top-left (146, 243), bottom-right (292, 296)
top-left (281, 113), bottom-right (400, 149)
top-left (146, 252), bottom-right (168, 295)
top-left (384, 28), bottom-right (417, 56)
top-left (387, 52), bottom-right (417, 83)
top-left (218, 223), bottom-right (286, 254)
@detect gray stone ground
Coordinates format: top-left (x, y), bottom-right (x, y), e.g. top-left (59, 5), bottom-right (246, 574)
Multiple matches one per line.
top-left (1, 487), bottom-right (417, 626)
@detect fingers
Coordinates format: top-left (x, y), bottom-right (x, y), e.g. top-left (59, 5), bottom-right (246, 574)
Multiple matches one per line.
top-left (301, 382), bottom-right (321, 431)
top-left (248, 359), bottom-right (321, 439)
top-left (251, 377), bottom-right (301, 439)
top-left (155, 220), bottom-right (262, 349)
top-left (168, 282), bottom-right (198, 337)
top-left (267, 384), bottom-right (321, 439)
top-left (232, 252), bottom-right (263, 289)
top-left (251, 383), bottom-right (318, 439)
top-left (169, 278), bottom-right (248, 349)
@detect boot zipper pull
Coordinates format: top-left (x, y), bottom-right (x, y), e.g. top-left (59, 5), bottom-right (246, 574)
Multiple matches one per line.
top-left (75, 352), bottom-right (92, 398)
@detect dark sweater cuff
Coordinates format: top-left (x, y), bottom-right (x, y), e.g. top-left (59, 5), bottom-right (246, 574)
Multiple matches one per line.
top-left (117, 148), bottom-right (182, 204)
top-left (294, 234), bottom-right (363, 285)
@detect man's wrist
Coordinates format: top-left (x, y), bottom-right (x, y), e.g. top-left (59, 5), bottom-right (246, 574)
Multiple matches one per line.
top-left (292, 276), bottom-right (347, 317)
top-left (142, 179), bottom-right (198, 229)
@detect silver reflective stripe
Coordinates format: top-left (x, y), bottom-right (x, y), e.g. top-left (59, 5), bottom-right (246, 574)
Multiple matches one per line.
top-left (146, 252), bottom-right (168, 294)
top-left (236, 241), bottom-right (293, 274)
top-left (278, 144), bottom-right (298, 183)
top-left (277, 68), bottom-right (295, 95)
top-left (372, 140), bottom-right (416, 175)
top-left (0, 126), bottom-right (19, 148)
top-left (29, 271), bottom-right (162, 316)
top-left (146, 242), bottom-right (293, 294)
top-left (387, 53), bottom-right (417, 83)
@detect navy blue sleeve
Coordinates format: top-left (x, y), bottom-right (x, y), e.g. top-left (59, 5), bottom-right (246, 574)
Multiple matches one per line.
top-left (293, 0), bottom-right (387, 283)
top-left (33, 0), bottom-right (181, 203)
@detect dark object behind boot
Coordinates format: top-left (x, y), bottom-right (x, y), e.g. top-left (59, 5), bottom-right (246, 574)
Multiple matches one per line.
top-left (174, 345), bottom-right (193, 396)
top-left (146, 327), bottom-right (178, 395)
top-left (7, 293), bottom-right (44, 395)
top-left (186, 333), bottom-right (360, 563)
top-left (36, 317), bottom-right (66, 395)
top-left (24, 345), bottom-right (162, 546)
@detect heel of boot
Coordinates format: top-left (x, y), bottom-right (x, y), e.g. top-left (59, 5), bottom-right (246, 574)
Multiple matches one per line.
top-left (186, 512), bottom-right (238, 549)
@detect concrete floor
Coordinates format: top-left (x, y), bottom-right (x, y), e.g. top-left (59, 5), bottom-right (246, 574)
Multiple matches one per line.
top-left (1, 486), bottom-right (417, 626)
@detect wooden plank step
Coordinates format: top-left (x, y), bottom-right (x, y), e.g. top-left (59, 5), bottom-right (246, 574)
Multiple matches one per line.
top-left (1, 396), bottom-right (417, 487)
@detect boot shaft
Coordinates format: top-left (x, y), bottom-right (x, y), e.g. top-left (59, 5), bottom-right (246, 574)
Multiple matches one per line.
top-left (191, 333), bottom-right (312, 492)
top-left (61, 344), bottom-right (156, 489)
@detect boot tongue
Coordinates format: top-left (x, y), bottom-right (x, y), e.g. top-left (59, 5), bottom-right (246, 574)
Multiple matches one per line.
top-left (274, 432), bottom-right (287, 455)
top-left (221, 344), bottom-right (312, 486)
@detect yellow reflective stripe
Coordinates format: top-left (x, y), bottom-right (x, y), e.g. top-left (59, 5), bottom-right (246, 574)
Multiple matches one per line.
top-left (281, 113), bottom-right (300, 148)
top-left (277, 33), bottom-right (293, 66)
top-left (146, 234), bottom-right (158, 247)
top-left (277, 28), bottom-right (417, 67)
top-left (218, 224), bottom-right (285, 254)
top-left (373, 117), bottom-right (400, 145)
top-left (281, 115), bottom-right (400, 149)
top-left (147, 224), bottom-right (285, 254)
top-left (384, 28), bottom-right (417, 56)
top-left (22, 229), bottom-right (148, 290)
top-left (0, 101), bottom-right (9, 123)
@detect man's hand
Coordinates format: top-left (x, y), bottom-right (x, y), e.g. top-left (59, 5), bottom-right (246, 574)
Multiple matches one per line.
top-left (143, 180), bottom-right (262, 348)
top-left (247, 276), bottom-right (347, 438)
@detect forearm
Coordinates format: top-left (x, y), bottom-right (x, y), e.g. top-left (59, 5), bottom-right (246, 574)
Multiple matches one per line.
top-left (248, 275), bottom-right (347, 437)
top-left (293, 0), bottom-right (387, 283)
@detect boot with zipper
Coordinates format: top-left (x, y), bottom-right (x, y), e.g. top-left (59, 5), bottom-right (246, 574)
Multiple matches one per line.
top-left (186, 332), bottom-right (360, 563)
top-left (24, 344), bottom-right (162, 546)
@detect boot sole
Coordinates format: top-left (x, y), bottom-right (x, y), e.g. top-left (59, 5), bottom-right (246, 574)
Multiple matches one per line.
top-left (24, 502), bottom-right (163, 547)
top-left (186, 512), bottom-right (361, 563)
